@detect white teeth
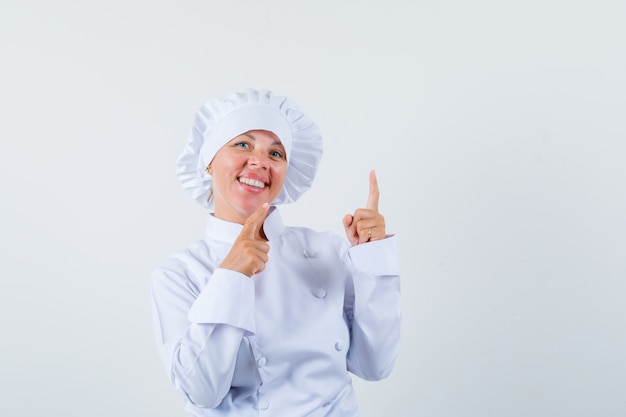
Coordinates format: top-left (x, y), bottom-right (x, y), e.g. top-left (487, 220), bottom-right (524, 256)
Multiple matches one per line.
top-left (239, 177), bottom-right (266, 188)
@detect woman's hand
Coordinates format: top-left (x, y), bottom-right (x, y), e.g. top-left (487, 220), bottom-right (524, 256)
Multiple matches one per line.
top-left (220, 203), bottom-right (270, 277)
top-left (343, 170), bottom-right (386, 246)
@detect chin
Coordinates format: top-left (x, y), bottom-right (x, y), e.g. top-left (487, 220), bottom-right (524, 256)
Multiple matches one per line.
top-left (238, 198), bottom-right (269, 213)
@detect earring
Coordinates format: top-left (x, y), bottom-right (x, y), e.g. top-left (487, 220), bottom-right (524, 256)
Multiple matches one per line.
top-left (206, 164), bottom-right (212, 175)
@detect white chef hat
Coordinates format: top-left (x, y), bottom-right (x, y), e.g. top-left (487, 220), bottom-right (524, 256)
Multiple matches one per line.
top-left (176, 89), bottom-right (323, 209)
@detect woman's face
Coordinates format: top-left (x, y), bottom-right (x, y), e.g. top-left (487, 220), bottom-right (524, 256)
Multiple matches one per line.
top-left (210, 130), bottom-right (288, 224)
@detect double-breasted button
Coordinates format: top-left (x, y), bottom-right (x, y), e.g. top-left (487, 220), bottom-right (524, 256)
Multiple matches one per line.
top-left (259, 399), bottom-right (270, 410)
top-left (312, 288), bottom-right (327, 298)
top-left (335, 341), bottom-right (345, 351)
top-left (257, 357), bottom-right (267, 368)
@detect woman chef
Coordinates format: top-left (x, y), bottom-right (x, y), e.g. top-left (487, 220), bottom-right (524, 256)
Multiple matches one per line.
top-left (151, 89), bottom-right (401, 416)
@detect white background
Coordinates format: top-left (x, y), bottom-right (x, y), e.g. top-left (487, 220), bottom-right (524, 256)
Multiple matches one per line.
top-left (1, 1), bottom-right (625, 416)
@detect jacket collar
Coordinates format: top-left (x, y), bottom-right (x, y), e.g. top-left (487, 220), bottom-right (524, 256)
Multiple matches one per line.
top-left (205, 205), bottom-right (285, 244)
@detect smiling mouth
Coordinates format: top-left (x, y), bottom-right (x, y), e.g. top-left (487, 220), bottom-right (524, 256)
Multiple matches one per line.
top-left (239, 177), bottom-right (267, 189)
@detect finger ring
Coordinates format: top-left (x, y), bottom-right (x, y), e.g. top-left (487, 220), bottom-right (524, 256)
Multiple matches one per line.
top-left (367, 228), bottom-right (372, 240)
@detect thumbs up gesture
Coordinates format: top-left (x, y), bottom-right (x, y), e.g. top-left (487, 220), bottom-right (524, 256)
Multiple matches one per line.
top-left (342, 170), bottom-right (386, 246)
top-left (220, 203), bottom-right (271, 277)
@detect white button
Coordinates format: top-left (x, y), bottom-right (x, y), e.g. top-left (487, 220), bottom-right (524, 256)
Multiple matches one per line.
top-left (335, 341), bottom-right (344, 351)
top-left (257, 357), bottom-right (267, 367)
top-left (313, 288), bottom-right (327, 298)
top-left (259, 399), bottom-right (270, 410)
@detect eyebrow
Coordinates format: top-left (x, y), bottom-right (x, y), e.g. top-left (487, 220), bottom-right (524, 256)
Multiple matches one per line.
top-left (244, 132), bottom-right (284, 147)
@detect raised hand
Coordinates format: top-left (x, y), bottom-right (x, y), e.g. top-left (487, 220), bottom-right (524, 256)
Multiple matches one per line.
top-left (220, 203), bottom-right (271, 277)
top-left (342, 170), bottom-right (386, 246)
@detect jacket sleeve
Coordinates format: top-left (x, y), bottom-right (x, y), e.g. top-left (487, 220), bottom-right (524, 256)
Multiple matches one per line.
top-left (151, 265), bottom-right (255, 408)
top-left (343, 235), bottom-right (401, 381)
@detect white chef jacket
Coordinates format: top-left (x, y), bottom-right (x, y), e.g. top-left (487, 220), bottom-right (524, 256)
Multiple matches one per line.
top-left (151, 206), bottom-right (401, 417)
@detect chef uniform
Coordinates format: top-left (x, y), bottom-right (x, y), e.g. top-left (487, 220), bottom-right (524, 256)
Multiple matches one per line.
top-left (152, 89), bottom-right (401, 416)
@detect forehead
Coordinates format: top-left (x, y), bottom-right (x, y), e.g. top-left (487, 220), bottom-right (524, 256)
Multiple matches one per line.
top-left (239, 129), bottom-right (283, 146)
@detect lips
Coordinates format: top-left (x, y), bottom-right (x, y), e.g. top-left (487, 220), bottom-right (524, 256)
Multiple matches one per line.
top-left (238, 177), bottom-right (266, 189)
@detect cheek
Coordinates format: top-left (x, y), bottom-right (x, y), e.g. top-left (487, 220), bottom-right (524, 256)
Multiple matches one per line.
top-left (215, 155), bottom-right (244, 174)
top-left (212, 161), bottom-right (238, 189)
top-left (273, 164), bottom-right (288, 185)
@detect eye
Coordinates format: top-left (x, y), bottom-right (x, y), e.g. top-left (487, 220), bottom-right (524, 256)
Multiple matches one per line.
top-left (270, 150), bottom-right (284, 159)
top-left (233, 141), bottom-right (251, 149)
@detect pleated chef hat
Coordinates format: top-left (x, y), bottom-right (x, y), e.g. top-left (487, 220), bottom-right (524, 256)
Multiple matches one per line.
top-left (176, 89), bottom-right (323, 209)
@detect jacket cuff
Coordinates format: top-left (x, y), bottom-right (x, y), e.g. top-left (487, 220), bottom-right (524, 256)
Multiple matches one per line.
top-left (347, 235), bottom-right (400, 276)
top-left (187, 268), bottom-right (256, 334)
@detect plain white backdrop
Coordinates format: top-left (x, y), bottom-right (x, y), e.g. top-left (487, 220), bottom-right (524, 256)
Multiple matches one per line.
top-left (1, 1), bottom-right (625, 416)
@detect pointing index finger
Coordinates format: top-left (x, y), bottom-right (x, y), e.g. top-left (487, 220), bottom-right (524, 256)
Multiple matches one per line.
top-left (241, 203), bottom-right (270, 239)
top-left (366, 170), bottom-right (380, 211)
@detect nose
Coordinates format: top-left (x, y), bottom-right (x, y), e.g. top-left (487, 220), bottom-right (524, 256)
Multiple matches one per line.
top-left (247, 152), bottom-right (269, 169)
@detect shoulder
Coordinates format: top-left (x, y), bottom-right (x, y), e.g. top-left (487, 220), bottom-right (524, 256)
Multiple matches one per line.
top-left (151, 240), bottom-right (211, 290)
